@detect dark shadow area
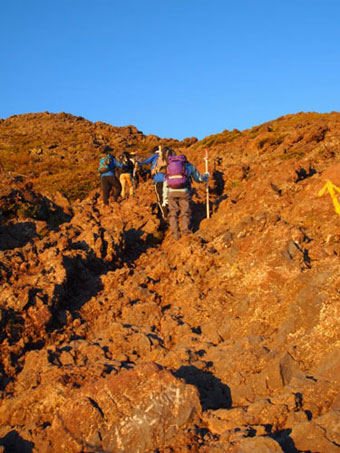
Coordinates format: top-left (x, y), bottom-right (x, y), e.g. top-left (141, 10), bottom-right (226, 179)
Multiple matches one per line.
top-left (213, 194), bottom-right (228, 211)
top-left (192, 326), bottom-right (202, 335)
top-left (0, 308), bottom-right (27, 388)
top-left (0, 308), bottom-right (25, 344)
top-left (59, 254), bottom-right (105, 311)
top-left (191, 200), bottom-right (208, 233)
top-left (1, 186), bottom-right (73, 224)
top-left (123, 228), bottom-right (162, 264)
top-left (89, 397), bottom-right (105, 418)
top-left (24, 339), bottom-right (45, 352)
top-left (0, 431), bottom-right (34, 453)
top-left (191, 192), bottom-right (228, 231)
top-left (175, 365), bottom-right (232, 410)
top-left (294, 392), bottom-right (303, 411)
top-left (305, 410), bottom-right (313, 420)
top-left (0, 369), bottom-right (10, 391)
top-left (270, 182), bottom-right (282, 196)
top-left (147, 333), bottom-right (164, 347)
top-left (0, 221), bottom-right (37, 251)
top-left (47, 349), bottom-right (62, 366)
top-left (120, 360), bottom-right (136, 370)
top-left (189, 167), bottom-right (229, 232)
top-left (295, 166), bottom-right (317, 182)
top-left (211, 170), bottom-right (225, 196)
top-left (271, 429), bottom-right (300, 453)
top-left (302, 248), bottom-right (311, 269)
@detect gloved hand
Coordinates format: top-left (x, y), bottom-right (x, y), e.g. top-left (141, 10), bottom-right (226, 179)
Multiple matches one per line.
top-left (204, 172), bottom-right (210, 179)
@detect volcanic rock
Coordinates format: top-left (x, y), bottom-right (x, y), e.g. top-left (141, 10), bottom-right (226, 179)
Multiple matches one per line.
top-left (1, 111), bottom-right (340, 451)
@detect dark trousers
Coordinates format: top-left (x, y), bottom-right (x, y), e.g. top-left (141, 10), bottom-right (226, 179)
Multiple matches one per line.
top-left (168, 191), bottom-right (191, 239)
top-left (101, 175), bottom-right (121, 205)
top-left (154, 182), bottom-right (168, 220)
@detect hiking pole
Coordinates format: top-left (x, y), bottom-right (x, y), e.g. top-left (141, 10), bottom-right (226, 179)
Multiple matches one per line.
top-left (131, 155), bottom-right (138, 197)
top-left (132, 164), bottom-right (136, 197)
top-left (204, 149), bottom-right (210, 219)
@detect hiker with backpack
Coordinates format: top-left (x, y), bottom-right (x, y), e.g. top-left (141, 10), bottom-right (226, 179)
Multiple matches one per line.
top-left (164, 154), bottom-right (209, 240)
top-left (138, 145), bottom-right (174, 221)
top-left (117, 151), bottom-right (135, 199)
top-left (129, 151), bottom-right (140, 190)
top-left (98, 145), bottom-right (125, 206)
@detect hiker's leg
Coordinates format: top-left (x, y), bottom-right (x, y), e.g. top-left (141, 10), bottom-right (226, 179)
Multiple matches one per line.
top-left (119, 174), bottom-right (126, 198)
top-left (101, 177), bottom-right (110, 205)
top-left (110, 176), bottom-right (121, 201)
top-left (179, 192), bottom-right (191, 235)
top-left (168, 193), bottom-right (180, 239)
top-left (126, 174), bottom-right (134, 197)
top-left (162, 181), bottom-right (169, 219)
top-left (155, 182), bottom-right (167, 220)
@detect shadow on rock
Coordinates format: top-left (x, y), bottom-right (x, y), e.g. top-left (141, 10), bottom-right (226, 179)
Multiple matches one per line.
top-left (0, 308), bottom-right (25, 343)
top-left (295, 166), bottom-right (317, 182)
top-left (0, 431), bottom-right (34, 453)
top-left (191, 179), bottom-right (227, 233)
top-left (0, 186), bottom-right (72, 227)
top-left (271, 429), bottom-right (300, 453)
top-left (175, 365), bottom-right (232, 410)
top-left (61, 254), bottom-right (104, 310)
top-left (0, 222), bottom-right (37, 251)
top-left (211, 169), bottom-right (225, 196)
top-left (191, 201), bottom-right (208, 233)
top-left (123, 228), bottom-right (162, 264)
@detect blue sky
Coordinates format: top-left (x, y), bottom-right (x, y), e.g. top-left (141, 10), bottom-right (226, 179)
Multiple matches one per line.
top-left (1, 0), bottom-right (340, 140)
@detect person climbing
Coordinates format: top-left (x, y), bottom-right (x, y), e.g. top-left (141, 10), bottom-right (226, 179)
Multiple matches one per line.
top-left (117, 151), bottom-right (135, 199)
top-left (163, 154), bottom-right (209, 240)
top-left (98, 145), bottom-right (125, 206)
top-left (138, 145), bottom-right (174, 221)
top-left (129, 151), bottom-right (140, 190)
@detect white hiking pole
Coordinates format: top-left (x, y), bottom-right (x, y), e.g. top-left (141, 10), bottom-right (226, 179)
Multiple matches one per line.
top-left (204, 149), bottom-right (210, 218)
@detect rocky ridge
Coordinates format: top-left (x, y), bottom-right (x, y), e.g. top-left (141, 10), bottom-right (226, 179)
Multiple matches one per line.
top-left (0, 111), bottom-right (340, 452)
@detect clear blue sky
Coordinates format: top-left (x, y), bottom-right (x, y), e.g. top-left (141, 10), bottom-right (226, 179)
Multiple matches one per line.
top-left (1, 0), bottom-right (340, 140)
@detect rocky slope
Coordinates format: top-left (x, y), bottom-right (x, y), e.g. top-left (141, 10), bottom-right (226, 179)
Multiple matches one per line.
top-left (0, 111), bottom-right (340, 452)
top-left (0, 112), bottom-right (195, 201)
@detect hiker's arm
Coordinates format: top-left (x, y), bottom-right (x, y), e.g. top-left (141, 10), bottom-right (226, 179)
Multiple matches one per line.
top-left (189, 164), bottom-right (209, 183)
top-left (138, 155), bottom-right (155, 166)
top-left (112, 158), bottom-right (125, 169)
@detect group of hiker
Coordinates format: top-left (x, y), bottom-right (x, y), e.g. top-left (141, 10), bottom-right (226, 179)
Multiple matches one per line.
top-left (98, 144), bottom-right (210, 240)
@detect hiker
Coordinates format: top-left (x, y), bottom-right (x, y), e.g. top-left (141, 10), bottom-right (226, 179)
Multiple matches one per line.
top-left (98, 145), bottom-right (125, 206)
top-left (163, 154), bottom-right (209, 240)
top-left (117, 151), bottom-right (134, 199)
top-left (130, 151), bottom-right (149, 186)
top-left (128, 151), bottom-right (148, 188)
top-left (138, 146), bottom-right (174, 221)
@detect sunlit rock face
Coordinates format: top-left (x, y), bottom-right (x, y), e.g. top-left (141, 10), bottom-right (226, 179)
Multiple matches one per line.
top-left (1, 111), bottom-right (340, 451)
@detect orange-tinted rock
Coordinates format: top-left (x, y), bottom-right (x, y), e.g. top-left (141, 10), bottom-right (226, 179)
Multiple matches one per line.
top-left (1, 111), bottom-right (340, 451)
top-left (39, 362), bottom-right (202, 452)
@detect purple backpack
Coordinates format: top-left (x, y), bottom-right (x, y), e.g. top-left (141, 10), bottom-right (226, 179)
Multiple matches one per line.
top-left (166, 155), bottom-right (188, 189)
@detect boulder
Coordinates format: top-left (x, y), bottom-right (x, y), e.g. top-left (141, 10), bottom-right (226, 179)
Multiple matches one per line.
top-left (38, 362), bottom-right (202, 452)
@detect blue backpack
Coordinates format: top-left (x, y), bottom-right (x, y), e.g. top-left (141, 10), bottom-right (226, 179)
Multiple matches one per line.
top-left (166, 155), bottom-right (189, 189)
top-left (98, 154), bottom-right (114, 174)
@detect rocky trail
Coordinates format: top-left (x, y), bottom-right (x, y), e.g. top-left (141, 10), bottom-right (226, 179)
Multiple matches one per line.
top-left (0, 112), bottom-right (340, 452)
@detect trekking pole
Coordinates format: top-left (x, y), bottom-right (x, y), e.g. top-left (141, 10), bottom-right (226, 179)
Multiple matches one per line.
top-left (204, 149), bottom-right (210, 219)
top-left (131, 156), bottom-right (137, 196)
